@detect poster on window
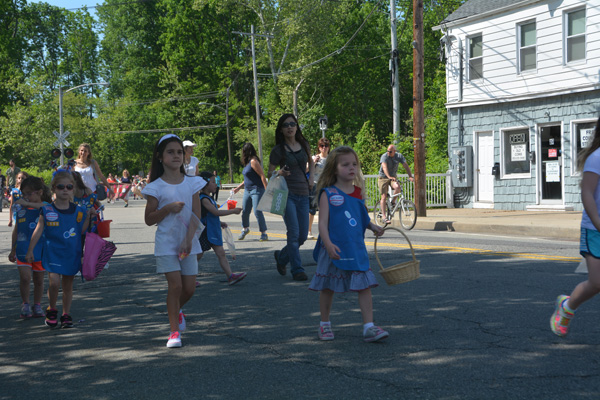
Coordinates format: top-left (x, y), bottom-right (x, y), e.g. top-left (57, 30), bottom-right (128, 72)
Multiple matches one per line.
top-left (511, 144), bottom-right (527, 161)
top-left (581, 128), bottom-right (595, 149)
top-left (545, 161), bottom-right (560, 182)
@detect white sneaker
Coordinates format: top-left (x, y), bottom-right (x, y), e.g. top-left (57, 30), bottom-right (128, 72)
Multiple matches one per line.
top-left (178, 311), bottom-right (186, 332)
top-left (166, 331), bottom-right (182, 348)
top-left (307, 233), bottom-right (315, 239)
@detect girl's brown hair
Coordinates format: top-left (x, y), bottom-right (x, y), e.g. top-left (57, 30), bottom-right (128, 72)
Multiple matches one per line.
top-left (20, 176), bottom-right (52, 203)
top-left (315, 146), bottom-right (365, 203)
top-left (51, 171), bottom-right (75, 192)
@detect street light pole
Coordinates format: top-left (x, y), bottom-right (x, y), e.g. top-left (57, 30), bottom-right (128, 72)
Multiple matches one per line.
top-left (58, 82), bottom-right (109, 166)
top-left (198, 99), bottom-right (233, 184)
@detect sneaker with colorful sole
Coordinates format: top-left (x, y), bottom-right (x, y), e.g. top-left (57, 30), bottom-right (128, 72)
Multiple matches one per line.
top-left (167, 331), bottom-right (182, 348)
top-left (551, 294), bottom-right (574, 337)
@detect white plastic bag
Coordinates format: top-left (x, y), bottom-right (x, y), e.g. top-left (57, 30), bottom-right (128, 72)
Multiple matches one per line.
top-left (222, 227), bottom-right (236, 260)
top-left (257, 175), bottom-right (288, 216)
top-left (175, 210), bottom-right (205, 260)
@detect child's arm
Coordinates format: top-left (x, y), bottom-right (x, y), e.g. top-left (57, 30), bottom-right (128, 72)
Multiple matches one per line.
top-left (144, 195), bottom-right (185, 226)
top-left (25, 216), bottom-right (45, 263)
top-left (201, 197), bottom-right (241, 217)
top-left (8, 224), bottom-right (18, 262)
top-left (317, 191), bottom-right (341, 260)
top-left (15, 198), bottom-right (46, 209)
top-left (368, 221), bottom-right (384, 237)
top-left (81, 207), bottom-right (97, 234)
top-left (232, 182), bottom-right (245, 194)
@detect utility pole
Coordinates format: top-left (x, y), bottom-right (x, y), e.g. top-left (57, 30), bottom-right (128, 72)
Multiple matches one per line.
top-left (413, 0), bottom-right (426, 217)
top-left (233, 26), bottom-right (273, 163)
top-left (225, 86), bottom-right (233, 183)
top-left (389, 0), bottom-right (400, 138)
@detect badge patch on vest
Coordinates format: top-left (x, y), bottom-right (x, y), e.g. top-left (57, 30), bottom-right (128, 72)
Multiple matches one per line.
top-left (77, 211), bottom-right (83, 223)
top-left (329, 194), bottom-right (344, 206)
top-left (18, 209), bottom-right (26, 218)
top-left (46, 212), bottom-right (59, 222)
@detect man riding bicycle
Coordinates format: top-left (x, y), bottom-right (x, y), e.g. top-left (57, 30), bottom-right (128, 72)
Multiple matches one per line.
top-left (378, 145), bottom-right (413, 223)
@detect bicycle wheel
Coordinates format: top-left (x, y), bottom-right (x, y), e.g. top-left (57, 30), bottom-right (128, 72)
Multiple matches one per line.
top-left (399, 199), bottom-right (417, 230)
top-left (373, 202), bottom-right (390, 227)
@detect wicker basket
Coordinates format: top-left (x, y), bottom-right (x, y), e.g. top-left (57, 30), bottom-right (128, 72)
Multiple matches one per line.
top-left (374, 226), bottom-right (420, 286)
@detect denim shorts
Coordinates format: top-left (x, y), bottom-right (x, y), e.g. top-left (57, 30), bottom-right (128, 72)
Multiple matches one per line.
top-left (580, 227), bottom-right (600, 259)
top-left (156, 255), bottom-right (198, 275)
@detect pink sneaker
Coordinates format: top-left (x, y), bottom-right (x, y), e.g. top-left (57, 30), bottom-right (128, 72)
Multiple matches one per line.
top-left (166, 331), bottom-right (181, 348)
top-left (363, 326), bottom-right (389, 342)
top-left (551, 295), bottom-right (574, 337)
top-left (178, 311), bottom-right (186, 332)
top-left (228, 272), bottom-right (247, 286)
top-left (318, 325), bottom-right (334, 341)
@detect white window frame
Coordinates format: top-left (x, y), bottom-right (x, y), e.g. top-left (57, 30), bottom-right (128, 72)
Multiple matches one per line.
top-left (467, 34), bottom-right (483, 82)
top-left (517, 20), bottom-right (537, 73)
top-left (570, 118), bottom-right (596, 176)
top-left (500, 126), bottom-right (532, 179)
top-left (563, 7), bottom-right (586, 64)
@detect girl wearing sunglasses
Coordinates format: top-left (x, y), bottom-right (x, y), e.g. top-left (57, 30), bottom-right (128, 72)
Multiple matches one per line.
top-left (268, 113), bottom-right (315, 281)
top-left (26, 171), bottom-right (95, 329)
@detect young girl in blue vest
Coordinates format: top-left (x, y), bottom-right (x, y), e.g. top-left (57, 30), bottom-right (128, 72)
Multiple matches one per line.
top-left (8, 176), bottom-right (52, 319)
top-left (8, 171), bottom-right (28, 227)
top-left (142, 134), bottom-right (206, 348)
top-left (26, 171), bottom-right (94, 328)
top-left (309, 146), bottom-right (388, 342)
top-left (196, 171), bottom-right (246, 286)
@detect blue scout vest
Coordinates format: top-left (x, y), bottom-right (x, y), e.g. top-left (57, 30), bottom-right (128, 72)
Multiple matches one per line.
top-left (74, 192), bottom-right (97, 211)
top-left (200, 193), bottom-right (223, 246)
top-left (40, 203), bottom-right (86, 275)
top-left (15, 204), bottom-right (45, 262)
top-left (313, 186), bottom-right (371, 271)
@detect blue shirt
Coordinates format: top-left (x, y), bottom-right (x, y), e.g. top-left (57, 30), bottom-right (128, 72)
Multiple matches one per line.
top-left (200, 193), bottom-right (223, 246)
top-left (40, 203), bottom-right (86, 275)
top-left (243, 162), bottom-right (264, 191)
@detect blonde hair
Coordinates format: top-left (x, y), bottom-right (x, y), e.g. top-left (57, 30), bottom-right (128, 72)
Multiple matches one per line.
top-left (315, 146), bottom-right (365, 202)
top-left (577, 117), bottom-right (600, 172)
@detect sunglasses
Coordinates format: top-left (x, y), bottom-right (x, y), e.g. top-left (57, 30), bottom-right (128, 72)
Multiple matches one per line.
top-left (319, 144), bottom-right (330, 148)
top-left (56, 184), bottom-right (74, 191)
top-left (282, 122), bottom-right (297, 128)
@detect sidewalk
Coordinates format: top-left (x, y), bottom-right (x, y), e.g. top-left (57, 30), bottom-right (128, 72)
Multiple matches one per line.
top-left (399, 207), bottom-right (581, 240)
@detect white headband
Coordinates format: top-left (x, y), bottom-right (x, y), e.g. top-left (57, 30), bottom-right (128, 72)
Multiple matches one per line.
top-left (158, 133), bottom-right (180, 145)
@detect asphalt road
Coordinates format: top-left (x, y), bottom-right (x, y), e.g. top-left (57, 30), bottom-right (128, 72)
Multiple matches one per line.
top-left (0, 199), bottom-right (598, 399)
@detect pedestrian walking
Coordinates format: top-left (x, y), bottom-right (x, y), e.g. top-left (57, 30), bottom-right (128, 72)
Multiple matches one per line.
top-left (73, 143), bottom-right (114, 199)
top-left (268, 113), bottom-right (314, 281)
top-left (233, 142), bottom-right (269, 242)
top-left (308, 137), bottom-right (330, 239)
top-left (141, 134), bottom-right (206, 348)
top-left (183, 140), bottom-right (199, 176)
top-left (6, 159), bottom-right (21, 190)
top-left (551, 116), bottom-right (600, 337)
top-left (8, 171), bottom-right (28, 227)
top-left (0, 168), bottom-right (6, 212)
top-left (309, 146), bottom-right (388, 342)
top-left (197, 171), bottom-right (246, 285)
top-left (213, 171), bottom-right (221, 201)
top-left (26, 171), bottom-right (94, 328)
top-left (8, 176), bottom-right (52, 319)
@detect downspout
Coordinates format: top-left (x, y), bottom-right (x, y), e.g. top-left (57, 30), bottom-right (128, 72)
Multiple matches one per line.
top-left (457, 37), bottom-right (463, 147)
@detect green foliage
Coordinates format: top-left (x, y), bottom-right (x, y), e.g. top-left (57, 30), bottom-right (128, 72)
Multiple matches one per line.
top-left (0, 0), bottom-right (465, 182)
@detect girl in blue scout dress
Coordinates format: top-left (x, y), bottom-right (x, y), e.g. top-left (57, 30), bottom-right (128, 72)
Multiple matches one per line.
top-left (8, 171), bottom-right (28, 227)
top-left (26, 171), bottom-right (95, 329)
top-left (72, 171), bottom-right (101, 231)
top-left (197, 171), bottom-right (247, 286)
top-left (8, 176), bottom-right (52, 319)
top-left (309, 146), bottom-right (388, 342)
top-left (551, 116), bottom-right (600, 337)
top-left (142, 134), bottom-right (206, 348)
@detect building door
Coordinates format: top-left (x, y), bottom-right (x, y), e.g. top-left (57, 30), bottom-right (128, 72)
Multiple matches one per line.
top-left (539, 125), bottom-right (563, 204)
top-left (476, 131), bottom-right (494, 204)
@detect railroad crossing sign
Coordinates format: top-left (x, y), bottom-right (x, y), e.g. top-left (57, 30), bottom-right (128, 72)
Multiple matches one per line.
top-left (53, 130), bottom-right (70, 147)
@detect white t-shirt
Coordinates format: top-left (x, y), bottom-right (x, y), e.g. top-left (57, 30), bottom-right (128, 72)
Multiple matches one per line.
top-left (184, 156), bottom-right (199, 176)
top-left (312, 154), bottom-right (327, 184)
top-left (141, 175), bottom-right (206, 256)
top-left (581, 148), bottom-right (600, 230)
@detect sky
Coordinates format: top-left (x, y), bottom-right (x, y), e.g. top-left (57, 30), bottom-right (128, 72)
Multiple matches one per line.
top-left (29, 0), bottom-right (99, 17)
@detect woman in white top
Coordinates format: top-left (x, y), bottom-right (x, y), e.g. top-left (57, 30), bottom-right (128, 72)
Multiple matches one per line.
top-left (73, 143), bottom-right (114, 198)
top-left (183, 140), bottom-right (199, 176)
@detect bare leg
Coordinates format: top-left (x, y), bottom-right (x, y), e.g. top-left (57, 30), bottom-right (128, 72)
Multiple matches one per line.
top-left (18, 265), bottom-right (32, 304)
top-left (358, 288), bottom-right (374, 324)
top-left (33, 271), bottom-right (45, 305)
top-left (213, 245), bottom-right (232, 277)
top-left (165, 271), bottom-right (183, 332)
top-left (47, 273), bottom-right (60, 309)
top-left (61, 275), bottom-right (75, 315)
top-left (567, 255), bottom-right (600, 310)
top-left (320, 289), bottom-right (334, 322)
top-left (380, 194), bottom-right (387, 221)
top-left (308, 213), bottom-right (315, 236)
top-left (179, 275), bottom-right (196, 308)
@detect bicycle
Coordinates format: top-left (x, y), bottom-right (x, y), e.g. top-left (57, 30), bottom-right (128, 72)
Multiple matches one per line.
top-left (373, 182), bottom-right (417, 230)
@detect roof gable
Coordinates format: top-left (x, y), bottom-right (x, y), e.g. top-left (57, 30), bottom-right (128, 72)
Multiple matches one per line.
top-left (442, 0), bottom-right (536, 25)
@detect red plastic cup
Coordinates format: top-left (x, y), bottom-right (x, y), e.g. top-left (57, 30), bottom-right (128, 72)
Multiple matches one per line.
top-left (227, 200), bottom-right (237, 210)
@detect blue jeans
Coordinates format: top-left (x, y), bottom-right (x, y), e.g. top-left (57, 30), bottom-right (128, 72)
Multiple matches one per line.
top-left (241, 187), bottom-right (267, 232)
top-left (276, 192), bottom-right (309, 276)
